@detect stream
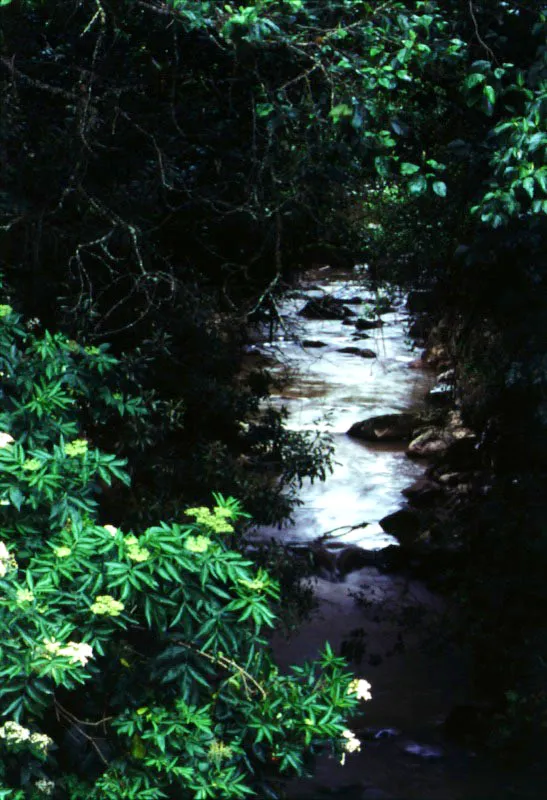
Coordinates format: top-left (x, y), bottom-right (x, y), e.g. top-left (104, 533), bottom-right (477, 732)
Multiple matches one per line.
top-left (250, 269), bottom-right (542, 800)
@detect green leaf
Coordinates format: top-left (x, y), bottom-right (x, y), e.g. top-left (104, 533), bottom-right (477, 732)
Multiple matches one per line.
top-left (8, 486), bottom-right (24, 511)
top-left (432, 181), bottom-right (447, 197)
top-left (400, 162), bottom-right (420, 175)
top-left (329, 103), bottom-right (353, 123)
top-left (522, 177), bottom-right (535, 199)
top-left (374, 155), bottom-right (391, 178)
top-left (463, 72), bottom-right (486, 91)
top-left (408, 175), bottom-right (428, 195)
top-left (256, 103), bottom-right (274, 118)
top-left (483, 85), bottom-right (496, 105)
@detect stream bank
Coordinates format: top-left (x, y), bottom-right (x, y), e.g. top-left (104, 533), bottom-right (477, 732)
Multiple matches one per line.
top-left (249, 268), bottom-right (544, 800)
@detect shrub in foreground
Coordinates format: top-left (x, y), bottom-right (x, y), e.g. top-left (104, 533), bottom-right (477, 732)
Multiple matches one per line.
top-left (0, 304), bottom-right (369, 798)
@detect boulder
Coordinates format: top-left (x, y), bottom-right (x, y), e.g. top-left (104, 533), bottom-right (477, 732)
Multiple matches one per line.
top-left (336, 545), bottom-right (379, 577)
top-left (306, 544), bottom-right (379, 580)
top-left (298, 296), bottom-right (356, 320)
top-left (379, 508), bottom-right (422, 541)
top-left (423, 343), bottom-right (451, 370)
top-left (302, 340), bottom-right (327, 348)
top-left (355, 318), bottom-right (384, 331)
top-left (406, 289), bottom-right (435, 313)
top-left (406, 428), bottom-right (452, 459)
top-left (425, 382), bottom-right (454, 406)
top-left (401, 742), bottom-right (444, 760)
top-left (338, 347), bottom-right (377, 358)
top-left (352, 332), bottom-right (372, 340)
top-left (402, 478), bottom-right (443, 507)
top-left (408, 315), bottom-right (433, 340)
top-left (437, 368), bottom-right (455, 383)
top-left (442, 436), bottom-right (479, 469)
top-left (437, 470), bottom-right (474, 486)
top-left (347, 413), bottom-right (418, 443)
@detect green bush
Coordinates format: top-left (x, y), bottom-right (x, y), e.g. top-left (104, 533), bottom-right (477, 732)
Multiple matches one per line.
top-left (0, 303), bottom-right (369, 798)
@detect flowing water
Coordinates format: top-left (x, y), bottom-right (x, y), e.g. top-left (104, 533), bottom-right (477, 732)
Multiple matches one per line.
top-left (256, 274), bottom-right (431, 549)
top-left (250, 270), bottom-right (543, 800)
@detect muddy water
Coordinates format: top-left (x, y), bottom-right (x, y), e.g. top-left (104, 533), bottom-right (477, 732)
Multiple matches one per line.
top-left (252, 272), bottom-right (541, 800)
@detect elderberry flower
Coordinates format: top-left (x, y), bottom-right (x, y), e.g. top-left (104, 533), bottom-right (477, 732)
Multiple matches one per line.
top-left (64, 439), bottom-right (88, 458)
top-left (184, 534), bottom-right (211, 553)
top-left (90, 594), bottom-right (124, 617)
top-left (184, 506), bottom-right (234, 534)
top-left (58, 641), bottom-right (94, 666)
top-left (347, 678), bottom-right (372, 702)
top-left (0, 721), bottom-right (31, 744)
top-left (30, 732), bottom-right (54, 754)
top-left (0, 541), bottom-right (17, 577)
top-left (34, 779), bottom-right (55, 796)
top-left (0, 431), bottom-right (14, 448)
top-left (23, 458), bottom-right (42, 471)
top-left (53, 546), bottom-right (71, 558)
top-left (124, 534), bottom-right (150, 563)
top-left (340, 728), bottom-right (361, 765)
top-left (16, 587), bottom-right (35, 604)
top-left (208, 740), bottom-right (233, 766)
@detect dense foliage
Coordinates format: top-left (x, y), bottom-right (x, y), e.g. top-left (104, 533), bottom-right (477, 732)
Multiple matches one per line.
top-left (0, 302), bottom-right (368, 799)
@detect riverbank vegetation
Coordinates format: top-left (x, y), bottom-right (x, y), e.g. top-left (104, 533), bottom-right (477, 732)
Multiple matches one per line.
top-left (1, 0), bottom-right (546, 793)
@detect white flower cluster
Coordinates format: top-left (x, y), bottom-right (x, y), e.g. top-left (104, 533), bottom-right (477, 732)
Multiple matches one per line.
top-left (0, 722), bottom-right (52, 755)
top-left (103, 524), bottom-right (119, 536)
top-left (347, 677), bottom-right (372, 702)
top-left (0, 431), bottom-right (14, 448)
top-left (42, 638), bottom-right (94, 666)
top-left (35, 779), bottom-right (55, 796)
top-left (0, 540), bottom-right (17, 578)
top-left (340, 728), bottom-right (361, 765)
top-left (0, 720), bottom-right (30, 744)
top-left (29, 732), bottom-right (54, 754)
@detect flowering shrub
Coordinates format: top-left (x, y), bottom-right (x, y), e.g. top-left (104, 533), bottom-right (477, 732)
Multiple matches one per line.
top-left (0, 303), bottom-right (370, 798)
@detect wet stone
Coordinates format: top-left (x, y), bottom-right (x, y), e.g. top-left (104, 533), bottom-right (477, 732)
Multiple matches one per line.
top-left (355, 318), bottom-right (384, 330)
top-left (338, 346), bottom-right (377, 358)
top-left (379, 508), bottom-right (422, 542)
top-left (406, 289), bottom-right (435, 313)
top-left (361, 727), bottom-right (402, 741)
top-left (298, 296), bottom-right (356, 320)
top-left (347, 413), bottom-right (418, 443)
top-left (401, 742), bottom-right (444, 760)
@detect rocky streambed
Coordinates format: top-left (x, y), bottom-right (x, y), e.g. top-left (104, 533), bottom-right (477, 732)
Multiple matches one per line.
top-left (249, 269), bottom-right (542, 800)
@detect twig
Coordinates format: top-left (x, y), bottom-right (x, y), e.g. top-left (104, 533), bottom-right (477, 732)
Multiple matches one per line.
top-left (315, 520), bottom-right (370, 543)
top-left (175, 640), bottom-right (267, 700)
top-left (468, 0), bottom-right (497, 63)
